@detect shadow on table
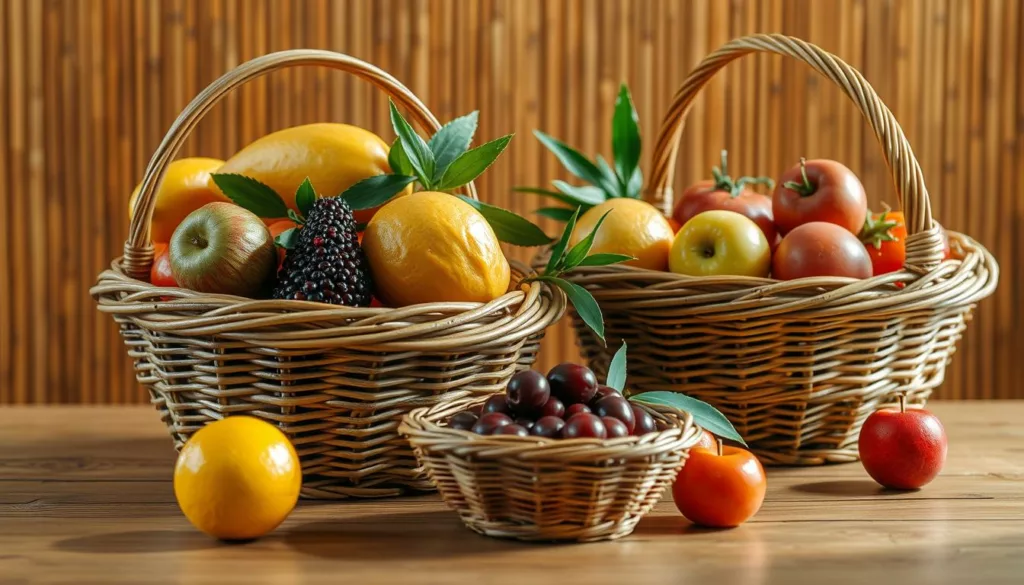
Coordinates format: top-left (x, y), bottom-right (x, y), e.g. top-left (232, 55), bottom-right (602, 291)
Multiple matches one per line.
top-left (283, 509), bottom-right (569, 560)
top-left (787, 480), bottom-right (917, 497)
top-left (54, 530), bottom-right (221, 554)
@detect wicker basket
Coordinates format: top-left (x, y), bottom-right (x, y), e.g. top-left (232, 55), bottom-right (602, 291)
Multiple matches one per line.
top-left (91, 50), bottom-right (565, 499)
top-left (399, 396), bottom-right (700, 542)
top-left (534, 34), bottom-right (998, 466)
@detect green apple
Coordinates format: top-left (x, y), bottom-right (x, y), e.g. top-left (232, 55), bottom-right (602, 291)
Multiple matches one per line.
top-left (669, 210), bottom-right (771, 277)
top-left (169, 202), bottom-right (277, 296)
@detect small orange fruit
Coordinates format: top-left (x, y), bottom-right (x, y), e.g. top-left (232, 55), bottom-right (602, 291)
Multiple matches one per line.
top-left (128, 157), bottom-right (227, 244)
top-left (362, 191), bottom-right (510, 307)
top-left (174, 417), bottom-right (302, 541)
top-left (267, 219), bottom-right (298, 267)
top-left (570, 198), bottom-right (675, 271)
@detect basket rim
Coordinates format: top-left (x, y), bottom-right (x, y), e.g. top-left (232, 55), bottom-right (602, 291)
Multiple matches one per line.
top-left (399, 395), bottom-right (700, 462)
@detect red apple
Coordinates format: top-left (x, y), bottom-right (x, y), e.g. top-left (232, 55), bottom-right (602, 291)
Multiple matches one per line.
top-left (169, 202), bottom-right (277, 297)
top-left (858, 395), bottom-right (947, 490)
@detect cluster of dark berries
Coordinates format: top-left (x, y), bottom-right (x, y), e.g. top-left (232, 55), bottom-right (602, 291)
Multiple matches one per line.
top-left (447, 363), bottom-right (658, 439)
top-left (273, 197), bottom-right (373, 306)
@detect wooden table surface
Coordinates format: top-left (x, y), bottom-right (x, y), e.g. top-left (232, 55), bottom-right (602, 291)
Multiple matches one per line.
top-left (2, 403), bottom-right (1022, 585)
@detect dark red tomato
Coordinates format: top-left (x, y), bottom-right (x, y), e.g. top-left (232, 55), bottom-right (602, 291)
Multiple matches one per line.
top-left (150, 244), bottom-right (177, 287)
top-left (671, 150), bottom-right (776, 244)
top-left (772, 222), bottom-right (873, 280)
top-left (772, 158), bottom-right (867, 234)
top-left (860, 209), bottom-right (907, 275)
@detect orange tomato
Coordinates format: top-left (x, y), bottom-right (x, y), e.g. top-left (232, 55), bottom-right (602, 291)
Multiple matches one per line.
top-left (267, 219), bottom-right (298, 267)
top-left (672, 445), bottom-right (766, 528)
top-left (860, 209), bottom-right (906, 276)
top-left (150, 243), bottom-right (177, 287)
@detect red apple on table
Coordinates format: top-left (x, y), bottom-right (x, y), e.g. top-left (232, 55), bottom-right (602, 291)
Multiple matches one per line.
top-left (858, 395), bottom-right (947, 490)
top-left (669, 210), bottom-right (771, 278)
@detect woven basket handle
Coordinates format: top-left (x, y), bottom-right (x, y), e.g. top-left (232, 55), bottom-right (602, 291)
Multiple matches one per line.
top-left (123, 49), bottom-right (475, 280)
top-left (645, 34), bottom-right (944, 272)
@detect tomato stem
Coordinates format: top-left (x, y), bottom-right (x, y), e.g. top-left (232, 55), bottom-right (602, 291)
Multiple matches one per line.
top-left (859, 205), bottom-right (901, 249)
top-left (782, 157), bottom-right (817, 197)
top-left (710, 149), bottom-right (776, 198)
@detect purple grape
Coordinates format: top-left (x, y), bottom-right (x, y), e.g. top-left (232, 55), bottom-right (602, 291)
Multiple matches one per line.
top-left (593, 395), bottom-right (636, 434)
top-left (594, 385), bottom-right (622, 401)
top-left (530, 416), bottom-right (566, 439)
top-left (448, 411), bottom-right (478, 431)
top-left (506, 370), bottom-right (551, 415)
top-left (547, 363), bottom-right (598, 405)
top-left (471, 412), bottom-right (513, 435)
top-left (494, 423), bottom-right (529, 437)
top-left (565, 403), bottom-right (592, 418)
top-left (602, 416), bottom-right (630, 438)
top-left (562, 413), bottom-right (607, 439)
top-left (630, 404), bottom-right (657, 436)
top-left (482, 394), bottom-right (510, 415)
top-left (514, 417), bottom-right (536, 429)
top-left (540, 397), bottom-right (565, 418)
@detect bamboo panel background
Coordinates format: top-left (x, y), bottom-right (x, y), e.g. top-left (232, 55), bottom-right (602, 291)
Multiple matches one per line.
top-left (0, 0), bottom-right (1020, 404)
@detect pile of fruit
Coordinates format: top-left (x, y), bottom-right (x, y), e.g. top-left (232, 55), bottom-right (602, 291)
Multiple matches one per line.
top-left (526, 85), bottom-right (951, 281)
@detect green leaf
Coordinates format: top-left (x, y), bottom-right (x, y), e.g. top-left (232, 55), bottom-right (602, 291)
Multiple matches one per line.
top-left (552, 181), bottom-right (607, 205)
top-left (389, 100), bottom-right (435, 187)
top-left (438, 134), bottom-right (513, 191)
top-left (534, 130), bottom-right (617, 194)
top-left (550, 277), bottom-right (605, 342)
top-left (514, 186), bottom-right (598, 210)
top-left (576, 253), bottom-right (635, 267)
top-left (629, 391), bottom-right (746, 446)
top-left (455, 195), bottom-right (552, 246)
top-left (275, 227), bottom-right (299, 250)
top-left (606, 341), bottom-right (627, 391)
top-left (561, 210), bottom-right (612, 269)
top-left (295, 178), bottom-right (317, 217)
top-left (596, 154), bottom-right (624, 198)
top-left (287, 208), bottom-right (305, 225)
top-left (612, 84), bottom-right (641, 189)
top-left (428, 111), bottom-right (479, 182)
top-left (341, 174), bottom-right (417, 211)
top-left (388, 138), bottom-right (413, 176)
top-left (626, 166), bottom-right (643, 198)
top-left (535, 207), bottom-right (577, 222)
top-left (545, 207), bottom-right (581, 274)
top-left (210, 173), bottom-right (290, 218)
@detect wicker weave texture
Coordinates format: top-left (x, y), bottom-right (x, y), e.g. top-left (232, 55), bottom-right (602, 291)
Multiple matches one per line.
top-left (91, 50), bottom-right (566, 498)
top-left (400, 397), bottom-right (700, 542)
top-left (536, 35), bottom-right (999, 465)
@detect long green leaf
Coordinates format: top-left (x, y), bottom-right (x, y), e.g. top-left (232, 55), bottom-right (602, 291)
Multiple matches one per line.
top-left (561, 210), bottom-right (612, 269)
top-left (550, 277), bottom-right (605, 342)
top-left (456, 195), bottom-right (553, 246)
top-left (575, 253), bottom-right (635, 267)
top-left (514, 186), bottom-right (599, 209)
top-left (295, 177), bottom-right (317, 217)
top-left (388, 138), bottom-right (413, 176)
top-left (210, 173), bottom-right (290, 218)
top-left (629, 391), bottom-right (747, 446)
top-left (389, 100), bottom-right (435, 186)
top-left (606, 342), bottom-right (628, 391)
top-left (552, 181), bottom-right (607, 205)
top-left (534, 130), bottom-right (617, 194)
top-left (535, 207), bottom-right (577, 222)
top-left (626, 166), bottom-right (643, 199)
top-left (438, 134), bottom-right (513, 190)
top-left (545, 207), bottom-right (580, 274)
top-left (428, 111), bottom-right (479, 182)
top-left (341, 174), bottom-right (417, 211)
top-left (596, 154), bottom-right (625, 198)
top-left (612, 84), bottom-right (641, 189)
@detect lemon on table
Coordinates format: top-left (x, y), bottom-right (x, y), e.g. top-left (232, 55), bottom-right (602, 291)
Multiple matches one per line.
top-left (173, 416), bottom-right (302, 541)
top-left (362, 191), bottom-right (511, 307)
top-left (128, 157), bottom-right (227, 244)
top-left (213, 123), bottom-right (409, 223)
top-left (569, 198), bottom-right (675, 271)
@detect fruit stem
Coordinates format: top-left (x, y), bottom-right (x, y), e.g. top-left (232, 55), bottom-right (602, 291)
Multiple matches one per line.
top-left (717, 437), bottom-right (723, 457)
top-left (782, 157), bottom-right (816, 197)
top-left (712, 149), bottom-right (776, 197)
top-left (898, 393), bottom-right (906, 413)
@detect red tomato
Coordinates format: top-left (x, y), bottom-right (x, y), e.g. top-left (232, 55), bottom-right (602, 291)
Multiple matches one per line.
top-left (672, 150), bottom-right (776, 244)
top-left (772, 158), bottom-right (867, 234)
top-left (772, 222), bottom-right (873, 280)
top-left (672, 445), bottom-right (766, 528)
top-left (267, 219), bottom-right (298, 268)
top-left (860, 208), bottom-right (907, 275)
top-left (150, 243), bottom-right (177, 287)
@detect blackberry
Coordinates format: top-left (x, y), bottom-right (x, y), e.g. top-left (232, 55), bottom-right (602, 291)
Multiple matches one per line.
top-left (273, 197), bottom-right (373, 306)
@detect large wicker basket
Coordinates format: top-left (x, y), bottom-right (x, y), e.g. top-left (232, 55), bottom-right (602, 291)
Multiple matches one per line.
top-left (399, 396), bottom-right (700, 542)
top-left (536, 35), bottom-right (998, 466)
top-left (92, 50), bottom-right (565, 499)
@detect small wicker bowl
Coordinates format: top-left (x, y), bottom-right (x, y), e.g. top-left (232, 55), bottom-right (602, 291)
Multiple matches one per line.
top-left (399, 396), bottom-right (701, 542)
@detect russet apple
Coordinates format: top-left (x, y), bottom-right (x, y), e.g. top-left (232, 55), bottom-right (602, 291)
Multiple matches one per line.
top-left (669, 209), bottom-right (771, 277)
top-left (169, 202), bottom-right (277, 297)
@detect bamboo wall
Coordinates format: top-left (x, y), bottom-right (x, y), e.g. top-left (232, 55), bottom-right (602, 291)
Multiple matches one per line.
top-left (0, 0), bottom-right (1021, 404)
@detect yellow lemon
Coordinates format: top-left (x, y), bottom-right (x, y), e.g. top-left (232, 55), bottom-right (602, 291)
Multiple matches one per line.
top-left (128, 157), bottom-right (227, 244)
top-left (362, 191), bottom-right (511, 306)
top-left (570, 198), bottom-right (675, 271)
top-left (214, 123), bottom-right (409, 223)
top-left (173, 417), bottom-right (302, 541)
